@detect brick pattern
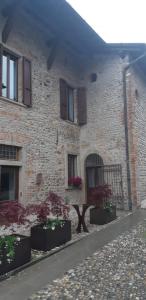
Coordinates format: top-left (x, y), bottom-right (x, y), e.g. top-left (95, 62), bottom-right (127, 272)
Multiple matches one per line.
top-left (129, 65), bottom-right (146, 206)
top-left (0, 10), bottom-right (131, 215)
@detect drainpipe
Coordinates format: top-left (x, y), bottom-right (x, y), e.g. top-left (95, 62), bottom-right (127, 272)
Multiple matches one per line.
top-left (123, 52), bottom-right (146, 210)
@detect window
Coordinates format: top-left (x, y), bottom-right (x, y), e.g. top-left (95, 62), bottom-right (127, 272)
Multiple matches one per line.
top-left (0, 145), bottom-right (20, 201)
top-left (0, 144), bottom-right (19, 160)
top-left (1, 51), bottom-right (18, 101)
top-left (0, 46), bottom-right (32, 106)
top-left (68, 154), bottom-right (77, 180)
top-left (0, 166), bottom-right (19, 201)
top-left (60, 79), bottom-right (74, 122)
top-left (60, 79), bottom-right (87, 125)
top-left (67, 86), bottom-right (74, 122)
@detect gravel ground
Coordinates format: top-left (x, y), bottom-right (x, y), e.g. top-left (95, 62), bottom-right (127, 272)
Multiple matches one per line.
top-left (29, 220), bottom-right (146, 300)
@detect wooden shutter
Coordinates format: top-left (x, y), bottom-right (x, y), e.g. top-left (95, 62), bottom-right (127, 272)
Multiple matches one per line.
top-left (77, 87), bottom-right (87, 125)
top-left (23, 57), bottom-right (32, 106)
top-left (0, 45), bottom-right (3, 97)
top-left (60, 78), bottom-right (67, 120)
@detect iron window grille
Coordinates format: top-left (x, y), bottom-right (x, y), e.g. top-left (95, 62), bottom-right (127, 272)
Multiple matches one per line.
top-left (0, 145), bottom-right (19, 161)
top-left (68, 154), bottom-right (77, 180)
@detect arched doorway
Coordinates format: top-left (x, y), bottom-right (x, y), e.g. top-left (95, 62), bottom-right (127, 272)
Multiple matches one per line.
top-left (85, 153), bottom-right (104, 203)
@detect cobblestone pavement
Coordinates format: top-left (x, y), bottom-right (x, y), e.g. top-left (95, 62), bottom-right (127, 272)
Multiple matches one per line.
top-left (29, 220), bottom-right (146, 300)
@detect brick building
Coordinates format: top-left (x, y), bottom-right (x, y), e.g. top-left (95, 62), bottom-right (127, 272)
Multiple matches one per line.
top-left (0, 0), bottom-right (146, 216)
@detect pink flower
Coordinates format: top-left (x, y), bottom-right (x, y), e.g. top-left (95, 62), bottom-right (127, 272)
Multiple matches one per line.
top-left (68, 177), bottom-right (82, 187)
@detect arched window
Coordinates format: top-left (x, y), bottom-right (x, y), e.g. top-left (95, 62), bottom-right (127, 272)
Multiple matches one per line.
top-left (86, 154), bottom-right (103, 168)
top-left (85, 154), bottom-right (104, 202)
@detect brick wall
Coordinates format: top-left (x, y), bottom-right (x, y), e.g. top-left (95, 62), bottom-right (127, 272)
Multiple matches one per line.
top-left (129, 65), bottom-right (146, 206)
top-left (0, 9), bottom-right (129, 214)
top-left (79, 55), bottom-right (128, 207)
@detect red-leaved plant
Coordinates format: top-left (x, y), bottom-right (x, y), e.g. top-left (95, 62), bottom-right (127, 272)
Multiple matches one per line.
top-left (45, 192), bottom-right (70, 220)
top-left (89, 184), bottom-right (112, 208)
top-left (0, 201), bottom-right (27, 226)
top-left (26, 191), bottom-right (70, 224)
top-left (0, 192), bottom-right (70, 228)
top-left (26, 202), bottom-right (51, 223)
top-left (68, 176), bottom-right (82, 188)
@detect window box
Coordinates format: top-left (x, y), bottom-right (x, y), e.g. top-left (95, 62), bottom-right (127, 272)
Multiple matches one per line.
top-left (68, 176), bottom-right (82, 189)
top-left (66, 186), bottom-right (81, 191)
top-left (90, 205), bottom-right (117, 225)
top-left (0, 234), bottom-right (31, 276)
top-left (31, 220), bottom-right (71, 251)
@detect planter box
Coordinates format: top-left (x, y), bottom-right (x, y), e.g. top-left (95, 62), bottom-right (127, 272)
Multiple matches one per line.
top-left (31, 220), bottom-right (71, 251)
top-left (90, 205), bottom-right (117, 225)
top-left (0, 234), bottom-right (31, 276)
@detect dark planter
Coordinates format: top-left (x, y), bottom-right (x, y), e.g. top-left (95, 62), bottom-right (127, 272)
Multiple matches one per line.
top-left (90, 205), bottom-right (117, 225)
top-left (0, 234), bottom-right (31, 276)
top-left (31, 220), bottom-right (71, 251)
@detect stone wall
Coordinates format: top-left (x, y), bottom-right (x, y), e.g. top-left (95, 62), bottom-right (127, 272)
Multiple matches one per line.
top-left (79, 55), bottom-right (128, 207)
top-left (129, 65), bottom-right (146, 206)
top-left (0, 8), bottom-right (129, 215)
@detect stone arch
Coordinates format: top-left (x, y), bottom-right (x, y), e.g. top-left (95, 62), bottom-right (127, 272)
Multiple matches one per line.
top-left (85, 153), bottom-right (104, 168)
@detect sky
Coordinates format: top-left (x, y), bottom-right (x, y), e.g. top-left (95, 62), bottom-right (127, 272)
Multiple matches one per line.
top-left (67, 0), bottom-right (146, 43)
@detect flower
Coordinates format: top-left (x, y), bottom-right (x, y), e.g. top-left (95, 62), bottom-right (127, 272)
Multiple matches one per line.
top-left (68, 176), bottom-right (82, 187)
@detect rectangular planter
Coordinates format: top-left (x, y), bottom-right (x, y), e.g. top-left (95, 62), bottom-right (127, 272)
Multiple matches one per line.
top-left (31, 220), bottom-right (72, 251)
top-left (0, 234), bottom-right (31, 276)
top-left (90, 205), bottom-right (117, 225)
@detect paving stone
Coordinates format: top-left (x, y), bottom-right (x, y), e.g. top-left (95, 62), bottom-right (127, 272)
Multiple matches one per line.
top-left (29, 221), bottom-right (146, 300)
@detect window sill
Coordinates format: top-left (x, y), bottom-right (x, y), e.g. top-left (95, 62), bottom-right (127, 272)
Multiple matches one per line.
top-left (62, 119), bottom-right (79, 126)
top-left (66, 187), bottom-right (81, 191)
top-left (0, 199), bottom-right (17, 204)
top-left (0, 97), bottom-right (26, 108)
top-left (0, 160), bottom-right (22, 167)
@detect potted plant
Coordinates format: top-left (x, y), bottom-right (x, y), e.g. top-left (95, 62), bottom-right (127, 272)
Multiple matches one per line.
top-left (0, 202), bottom-right (31, 276)
top-left (89, 184), bottom-right (116, 225)
top-left (30, 192), bottom-right (71, 251)
top-left (68, 176), bottom-right (82, 189)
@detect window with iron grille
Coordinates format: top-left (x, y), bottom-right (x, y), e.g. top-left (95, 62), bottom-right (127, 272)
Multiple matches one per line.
top-left (0, 145), bottom-right (20, 201)
top-left (0, 145), bottom-right (19, 160)
top-left (0, 166), bottom-right (19, 201)
top-left (68, 154), bottom-right (77, 181)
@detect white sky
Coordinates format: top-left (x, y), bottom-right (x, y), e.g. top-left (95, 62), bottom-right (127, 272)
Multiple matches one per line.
top-left (67, 0), bottom-right (146, 43)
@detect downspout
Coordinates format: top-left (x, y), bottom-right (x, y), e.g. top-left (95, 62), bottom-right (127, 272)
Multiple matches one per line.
top-left (123, 52), bottom-right (146, 210)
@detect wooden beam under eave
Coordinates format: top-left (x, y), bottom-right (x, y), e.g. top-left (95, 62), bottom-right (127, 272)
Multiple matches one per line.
top-left (47, 38), bottom-right (58, 48)
top-left (47, 40), bottom-right (58, 70)
top-left (2, 0), bottom-right (27, 44)
top-left (2, 14), bottom-right (15, 43)
top-left (25, 7), bottom-right (91, 58)
top-left (2, 0), bottom-right (21, 17)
